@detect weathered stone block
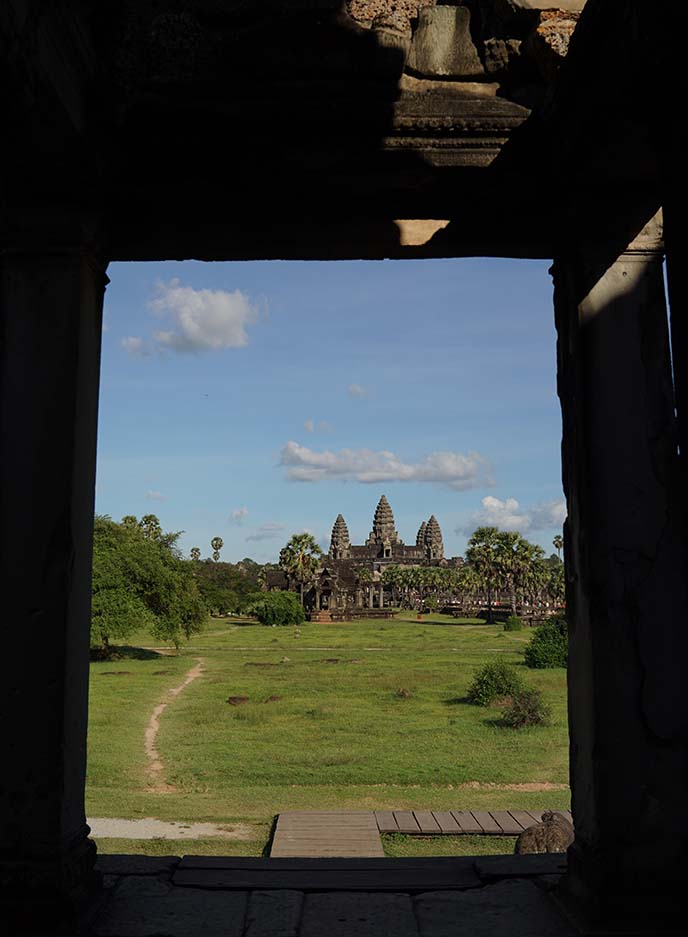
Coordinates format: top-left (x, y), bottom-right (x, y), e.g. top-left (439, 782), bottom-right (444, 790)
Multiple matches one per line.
top-left (244, 890), bottom-right (304, 937)
top-left (408, 6), bottom-right (484, 78)
top-left (525, 10), bottom-right (580, 81)
top-left (346, 0), bottom-right (434, 30)
top-left (301, 892), bottom-right (420, 937)
top-left (495, 0), bottom-right (586, 11)
top-left (414, 881), bottom-right (576, 937)
top-left (483, 37), bottom-right (522, 75)
top-left (91, 877), bottom-right (248, 937)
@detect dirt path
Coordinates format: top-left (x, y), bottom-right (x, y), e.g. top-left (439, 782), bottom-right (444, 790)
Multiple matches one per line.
top-left (145, 658), bottom-right (204, 792)
top-left (88, 817), bottom-right (251, 840)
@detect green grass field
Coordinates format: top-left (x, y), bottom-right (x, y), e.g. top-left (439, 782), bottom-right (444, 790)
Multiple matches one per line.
top-left (87, 614), bottom-right (569, 856)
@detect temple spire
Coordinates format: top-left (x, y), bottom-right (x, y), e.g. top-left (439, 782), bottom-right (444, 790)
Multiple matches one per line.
top-left (416, 520), bottom-right (428, 547)
top-left (329, 513), bottom-right (351, 559)
top-left (424, 514), bottom-right (444, 559)
top-left (366, 494), bottom-right (401, 547)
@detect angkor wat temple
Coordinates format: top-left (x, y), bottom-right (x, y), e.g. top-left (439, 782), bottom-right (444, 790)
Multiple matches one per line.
top-left (267, 495), bottom-right (460, 617)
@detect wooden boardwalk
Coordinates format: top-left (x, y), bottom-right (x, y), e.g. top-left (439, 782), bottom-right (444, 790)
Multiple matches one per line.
top-left (374, 809), bottom-right (573, 836)
top-left (270, 810), bottom-right (572, 858)
top-left (271, 811), bottom-right (385, 858)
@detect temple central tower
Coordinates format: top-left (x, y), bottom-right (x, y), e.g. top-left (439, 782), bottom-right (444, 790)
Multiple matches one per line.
top-left (366, 494), bottom-right (402, 555)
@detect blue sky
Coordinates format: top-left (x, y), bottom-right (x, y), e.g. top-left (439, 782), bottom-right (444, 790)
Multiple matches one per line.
top-left (96, 259), bottom-right (565, 563)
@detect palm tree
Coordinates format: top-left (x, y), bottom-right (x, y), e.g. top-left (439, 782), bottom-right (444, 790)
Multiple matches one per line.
top-left (190, 547), bottom-right (201, 562)
top-left (495, 531), bottom-right (545, 615)
top-left (211, 536), bottom-right (224, 561)
top-left (553, 534), bottom-right (564, 561)
top-left (279, 532), bottom-right (323, 606)
top-left (465, 526), bottom-right (502, 623)
top-left (140, 514), bottom-right (162, 541)
top-left (381, 564), bottom-right (403, 607)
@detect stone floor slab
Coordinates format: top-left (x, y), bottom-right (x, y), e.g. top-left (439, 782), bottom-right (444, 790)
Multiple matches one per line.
top-left (474, 854), bottom-right (567, 882)
top-left (301, 892), bottom-right (420, 937)
top-left (90, 875), bottom-right (248, 937)
top-left (414, 880), bottom-right (576, 937)
top-left (244, 890), bottom-right (304, 937)
top-left (95, 854), bottom-right (180, 877)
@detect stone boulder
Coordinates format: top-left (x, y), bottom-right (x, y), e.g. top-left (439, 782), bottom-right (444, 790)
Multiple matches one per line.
top-left (525, 9), bottom-right (580, 81)
top-left (407, 5), bottom-right (485, 78)
top-left (346, 0), bottom-right (435, 30)
top-left (483, 36), bottom-right (522, 75)
top-left (479, 0), bottom-right (586, 39)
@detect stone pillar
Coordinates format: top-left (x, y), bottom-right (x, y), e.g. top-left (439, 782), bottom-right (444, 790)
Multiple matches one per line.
top-left (367, 587), bottom-right (374, 609)
top-left (553, 212), bottom-right (688, 930)
top-left (378, 585), bottom-right (384, 609)
top-left (0, 242), bottom-right (107, 928)
top-left (315, 588), bottom-right (321, 610)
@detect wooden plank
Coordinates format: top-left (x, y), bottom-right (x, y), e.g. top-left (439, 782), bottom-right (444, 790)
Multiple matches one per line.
top-left (508, 810), bottom-right (537, 832)
top-left (450, 811), bottom-right (483, 834)
top-left (524, 810), bottom-right (545, 825)
top-left (375, 811), bottom-right (399, 833)
top-left (489, 811), bottom-right (525, 835)
top-left (393, 811), bottom-right (420, 833)
top-left (470, 811), bottom-right (502, 835)
top-left (431, 812), bottom-right (460, 834)
top-left (413, 811), bottom-right (441, 834)
top-left (271, 812), bottom-right (383, 858)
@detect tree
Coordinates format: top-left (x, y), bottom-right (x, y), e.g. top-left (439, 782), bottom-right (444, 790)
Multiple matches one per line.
top-left (248, 591), bottom-right (305, 626)
top-left (278, 532), bottom-right (323, 606)
top-left (495, 531), bottom-right (545, 616)
top-left (140, 514), bottom-right (163, 541)
top-left (211, 536), bottom-right (224, 561)
top-left (553, 534), bottom-right (564, 561)
top-left (381, 564), bottom-right (403, 607)
top-left (464, 526), bottom-right (503, 623)
top-left (91, 515), bottom-right (207, 651)
top-left (190, 546), bottom-right (201, 562)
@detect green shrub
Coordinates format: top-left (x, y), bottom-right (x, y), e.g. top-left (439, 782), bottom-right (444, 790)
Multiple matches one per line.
top-left (504, 615), bottom-right (524, 632)
top-left (524, 617), bottom-right (568, 668)
top-left (466, 658), bottom-right (525, 706)
top-left (500, 688), bottom-right (551, 728)
top-left (249, 592), bottom-right (305, 626)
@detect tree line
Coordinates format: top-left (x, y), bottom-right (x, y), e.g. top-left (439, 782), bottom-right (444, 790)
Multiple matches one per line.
top-left (274, 528), bottom-right (564, 618)
top-left (91, 514), bottom-right (271, 651)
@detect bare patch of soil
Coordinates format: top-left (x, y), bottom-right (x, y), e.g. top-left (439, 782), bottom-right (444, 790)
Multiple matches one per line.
top-left (144, 659), bottom-right (204, 793)
top-left (226, 696), bottom-right (250, 706)
top-left (264, 695), bottom-right (283, 704)
top-left (459, 781), bottom-right (569, 792)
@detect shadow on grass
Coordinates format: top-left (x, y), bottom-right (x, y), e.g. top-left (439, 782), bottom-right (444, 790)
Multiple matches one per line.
top-left (262, 815), bottom-right (279, 857)
top-left (394, 616), bottom-right (485, 628)
top-left (90, 645), bottom-right (165, 662)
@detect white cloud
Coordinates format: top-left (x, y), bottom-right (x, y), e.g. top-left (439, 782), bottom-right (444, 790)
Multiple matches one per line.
top-left (279, 441), bottom-right (492, 490)
top-left (229, 506), bottom-right (249, 525)
top-left (461, 496), bottom-right (566, 534)
top-left (145, 490), bottom-right (167, 502)
top-left (530, 499), bottom-right (568, 529)
top-left (148, 278), bottom-right (258, 354)
top-left (245, 522), bottom-right (285, 543)
top-left (121, 336), bottom-right (149, 357)
top-left (304, 419), bottom-right (332, 434)
top-left (348, 383), bottom-right (368, 398)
